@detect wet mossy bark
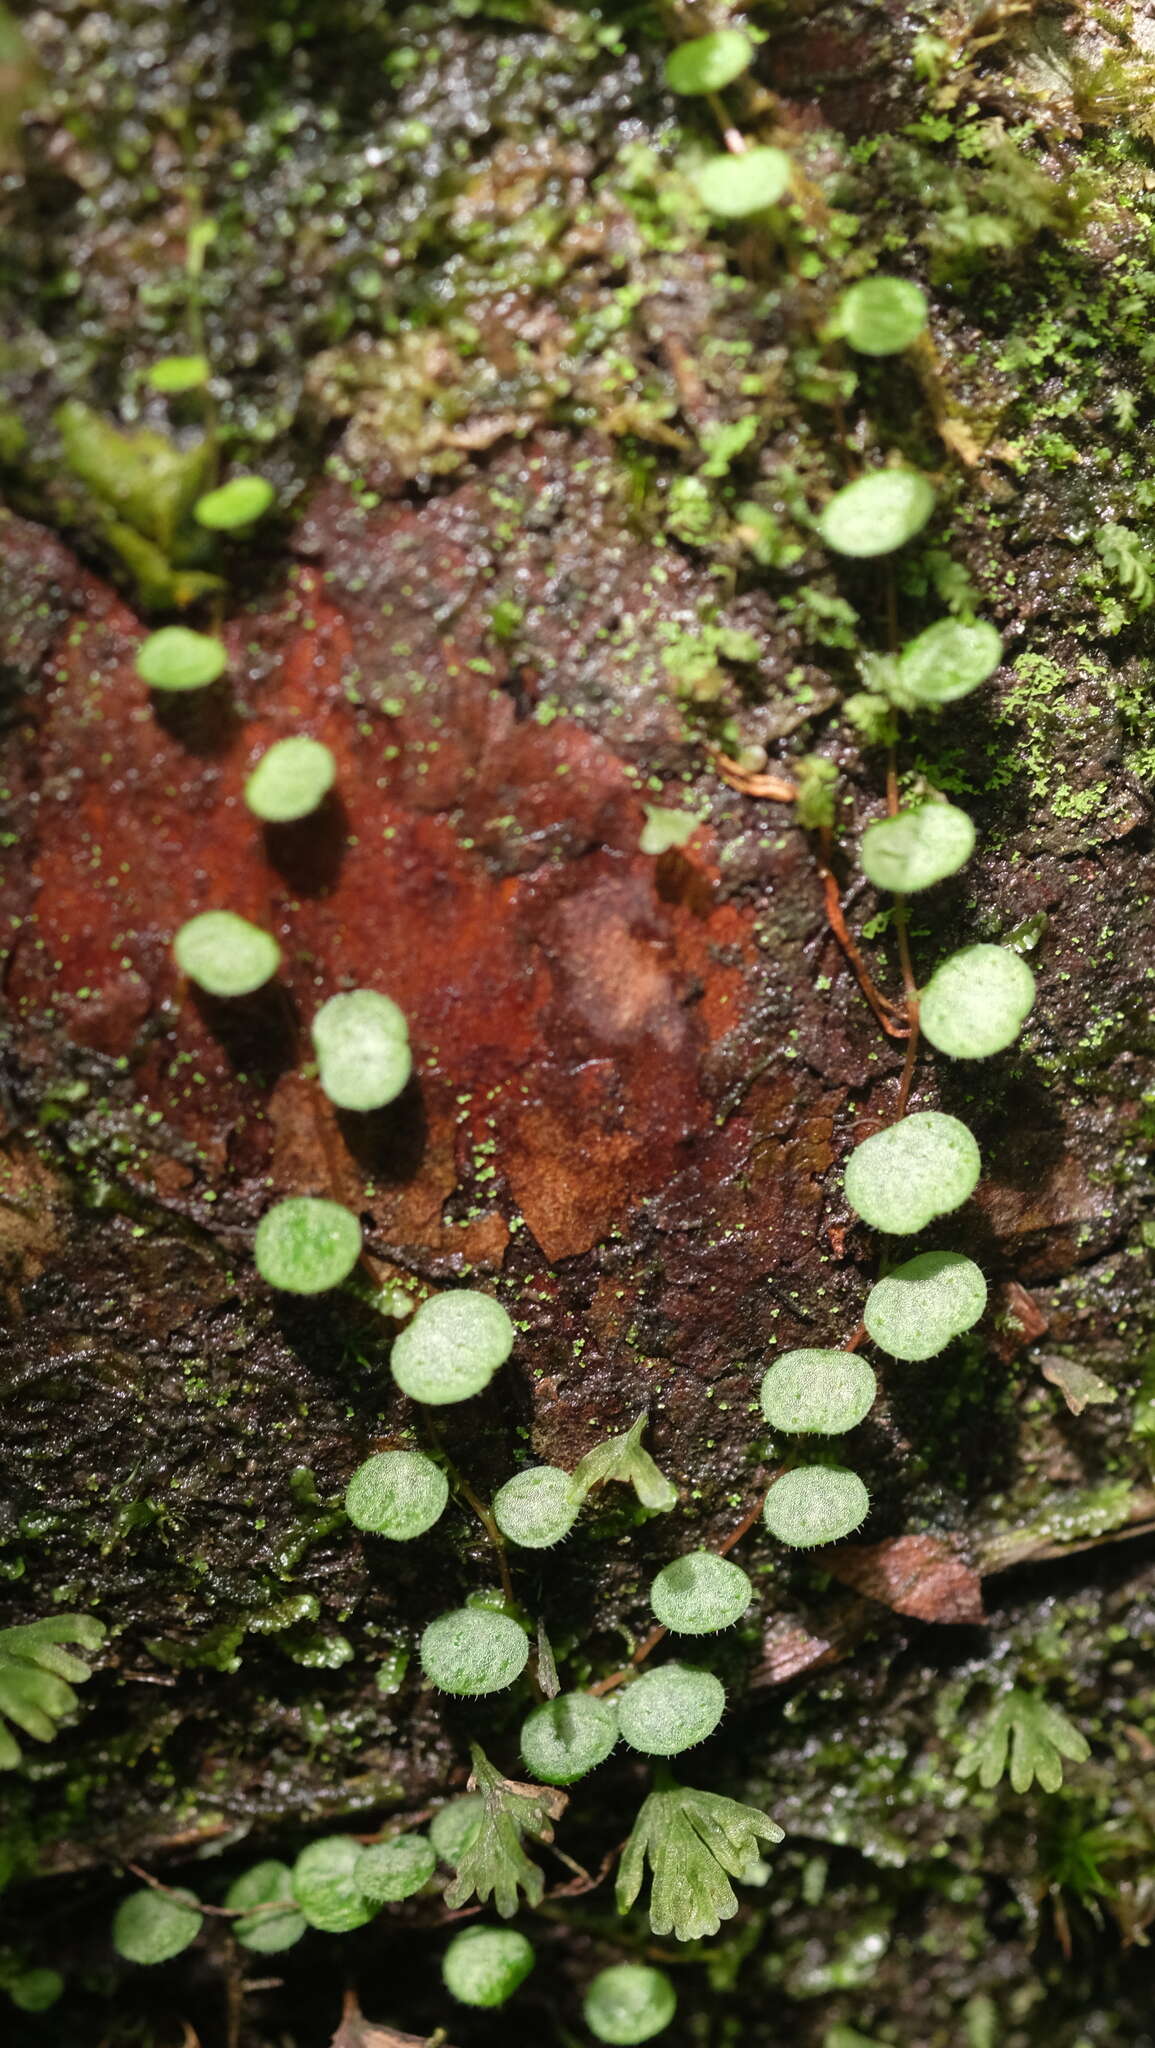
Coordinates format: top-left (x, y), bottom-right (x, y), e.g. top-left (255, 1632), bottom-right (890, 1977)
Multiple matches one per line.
top-left (3, 5), bottom-right (1155, 2044)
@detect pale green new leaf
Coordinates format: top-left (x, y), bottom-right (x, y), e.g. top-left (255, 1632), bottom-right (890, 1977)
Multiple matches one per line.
top-left (957, 1688), bottom-right (1090, 1795)
top-left (443, 1744), bottom-right (567, 1919)
top-left (616, 1783), bottom-right (784, 1941)
top-left (571, 1414), bottom-right (677, 1513)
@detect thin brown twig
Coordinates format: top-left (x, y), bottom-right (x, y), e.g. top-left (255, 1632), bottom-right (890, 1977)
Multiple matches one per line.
top-left (124, 1862), bottom-right (241, 1918)
top-left (819, 861), bottom-right (909, 1038)
top-left (707, 90), bottom-right (747, 154)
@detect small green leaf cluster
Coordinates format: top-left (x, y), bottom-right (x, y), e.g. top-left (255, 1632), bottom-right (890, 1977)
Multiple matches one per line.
top-left (0, 1614), bottom-right (105, 1769)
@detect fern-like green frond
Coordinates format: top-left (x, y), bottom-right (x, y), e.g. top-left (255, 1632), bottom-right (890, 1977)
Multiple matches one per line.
top-left (616, 1783), bottom-right (784, 1941)
top-left (442, 1743), bottom-right (566, 1918)
top-left (956, 1687), bottom-right (1090, 1795)
top-left (0, 1614), bottom-right (105, 1769)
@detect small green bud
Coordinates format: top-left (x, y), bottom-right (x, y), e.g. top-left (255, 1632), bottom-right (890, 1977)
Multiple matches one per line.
top-left (818, 470), bottom-right (935, 558)
top-left (617, 1664), bottom-right (725, 1756)
top-left (194, 474), bottom-right (275, 530)
top-left (390, 1289), bottom-right (514, 1404)
top-left (291, 1836), bottom-right (376, 1933)
top-left (311, 989), bottom-right (410, 1111)
top-left (844, 1111), bottom-right (981, 1235)
top-left (492, 1466), bottom-right (578, 1548)
top-left (864, 1250), bottom-right (987, 1359)
top-left (112, 1887), bottom-right (203, 1965)
top-left (344, 1450), bottom-right (448, 1539)
top-left (420, 1607), bottom-right (529, 1696)
top-left (225, 1861), bottom-right (305, 1953)
top-left (136, 625), bottom-right (227, 692)
top-left (584, 1963), bottom-right (677, 2045)
top-left (442, 1924), bottom-right (534, 2008)
top-left (763, 1467), bottom-right (870, 1547)
top-left (649, 1550), bottom-right (752, 1634)
top-left (245, 736), bottom-right (336, 823)
top-left (7, 1968), bottom-right (65, 2012)
top-left (519, 1691), bottom-right (618, 1785)
top-left (354, 1832), bottom-right (436, 1903)
top-left (760, 1350), bottom-right (877, 1435)
top-left (173, 910), bottom-right (280, 997)
top-left (254, 1196), bottom-right (362, 1294)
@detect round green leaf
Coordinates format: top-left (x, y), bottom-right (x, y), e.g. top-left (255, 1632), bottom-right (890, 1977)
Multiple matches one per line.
top-left (759, 1350), bottom-right (877, 1435)
top-left (173, 909), bottom-right (281, 997)
top-left (8, 1968), bottom-right (65, 2012)
top-left (584, 1964), bottom-right (677, 2046)
top-left (920, 944), bottom-right (1036, 1059)
top-left (664, 30), bottom-right (752, 95)
top-left (429, 1794), bottom-right (484, 1865)
top-left (520, 1691), bottom-right (618, 1785)
top-left (649, 1551), bottom-right (752, 1634)
top-left (311, 989), bottom-right (411, 1112)
top-left (390, 1289), bottom-right (514, 1404)
top-left (194, 474), bottom-right (276, 530)
top-left (897, 617), bottom-right (1002, 705)
top-left (836, 276), bottom-right (928, 355)
top-left (245, 736), bottom-right (336, 823)
top-left (292, 1836), bottom-right (376, 1933)
top-left (693, 147), bottom-right (792, 218)
top-left (355, 1832), bottom-right (436, 1904)
top-left (864, 1250), bottom-right (987, 1360)
top-left (442, 1925), bottom-right (535, 2008)
top-left (112, 1887), bottom-right (203, 1965)
top-left (420, 1607), bottom-right (528, 1696)
top-left (763, 1467), bottom-right (869, 1548)
top-left (617, 1664), bottom-right (725, 1757)
top-left (147, 354), bottom-right (209, 394)
top-left (843, 1111), bottom-right (981, 1235)
top-left (817, 470), bottom-right (935, 558)
top-left (492, 1466), bottom-right (578, 1548)
top-left (136, 626), bottom-right (227, 692)
top-left (344, 1450), bottom-right (448, 1539)
top-left (254, 1195), bottom-right (362, 1294)
top-left (860, 802), bottom-right (975, 894)
top-left (225, 1860), bottom-right (306, 1953)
